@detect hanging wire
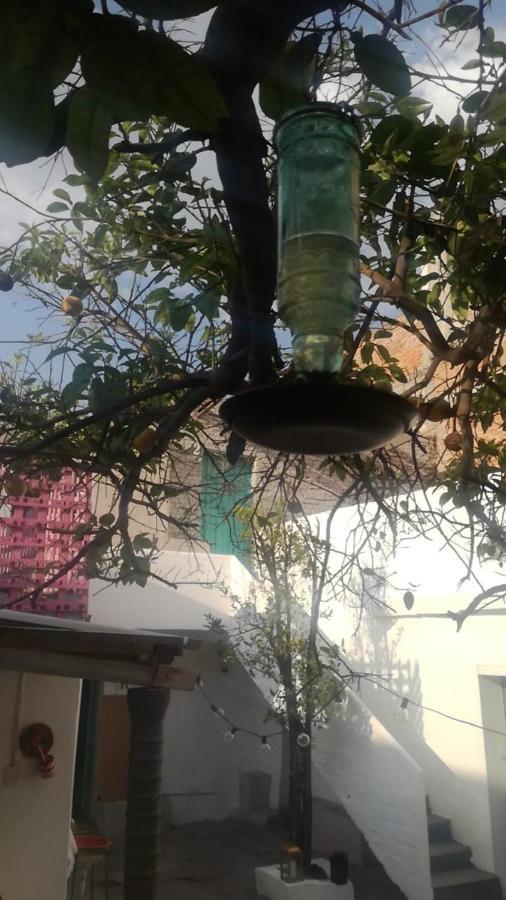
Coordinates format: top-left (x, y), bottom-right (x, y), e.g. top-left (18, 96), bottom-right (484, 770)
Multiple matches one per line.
top-left (196, 670), bottom-right (506, 742)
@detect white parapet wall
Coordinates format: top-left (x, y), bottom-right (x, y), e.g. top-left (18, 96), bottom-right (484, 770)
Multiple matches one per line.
top-left (312, 691), bottom-right (433, 900)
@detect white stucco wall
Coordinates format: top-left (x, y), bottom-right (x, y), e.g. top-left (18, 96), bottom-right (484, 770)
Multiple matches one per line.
top-left (162, 641), bottom-right (282, 824)
top-left (313, 692), bottom-right (432, 900)
top-left (479, 675), bottom-right (506, 888)
top-left (89, 551), bottom-right (250, 631)
top-left (90, 559), bottom-right (281, 833)
top-left (310, 493), bottom-right (506, 877)
top-left (0, 671), bottom-right (81, 900)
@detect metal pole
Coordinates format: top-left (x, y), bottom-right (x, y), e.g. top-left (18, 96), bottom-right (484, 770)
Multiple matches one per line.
top-left (124, 687), bottom-right (170, 900)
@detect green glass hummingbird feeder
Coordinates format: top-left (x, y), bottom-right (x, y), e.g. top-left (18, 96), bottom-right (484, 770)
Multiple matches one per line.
top-left (220, 103), bottom-right (417, 455)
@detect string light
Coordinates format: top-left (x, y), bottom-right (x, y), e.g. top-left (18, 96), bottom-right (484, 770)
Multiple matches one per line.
top-left (336, 689), bottom-right (349, 715)
top-left (197, 659), bottom-right (506, 745)
top-left (395, 697), bottom-right (409, 722)
top-left (195, 674), bottom-right (283, 743)
top-left (296, 733), bottom-right (311, 748)
top-left (363, 675), bottom-right (506, 738)
top-left (318, 630), bottom-right (506, 739)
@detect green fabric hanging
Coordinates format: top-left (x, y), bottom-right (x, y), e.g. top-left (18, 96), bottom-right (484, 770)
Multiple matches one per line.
top-left (200, 451), bottom-right (251, 564)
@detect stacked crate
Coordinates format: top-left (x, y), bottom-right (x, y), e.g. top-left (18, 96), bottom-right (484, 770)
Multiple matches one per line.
top-left (0, 471), bottom-right (91, 619)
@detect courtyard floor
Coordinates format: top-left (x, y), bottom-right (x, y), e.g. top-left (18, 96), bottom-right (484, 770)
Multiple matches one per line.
top-left (83, 818), bottom-right (405, 900)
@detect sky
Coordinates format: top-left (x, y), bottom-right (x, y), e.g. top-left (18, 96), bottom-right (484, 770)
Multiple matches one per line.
top-left (0, 0), bottom-right (504, 361)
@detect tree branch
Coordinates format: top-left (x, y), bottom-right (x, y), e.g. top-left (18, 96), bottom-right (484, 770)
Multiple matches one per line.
top-left (359, 260), bottom-right (452, 357)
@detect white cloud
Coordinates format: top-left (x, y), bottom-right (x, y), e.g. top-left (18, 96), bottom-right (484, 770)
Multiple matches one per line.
top-left (410, 21), bottom-right (506, 122)
top-left (0, 151), bottom-right (82, 246)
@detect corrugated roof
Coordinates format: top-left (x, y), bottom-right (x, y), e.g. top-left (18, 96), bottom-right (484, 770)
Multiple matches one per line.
top-left (0, 608), bottom-right (203, 647)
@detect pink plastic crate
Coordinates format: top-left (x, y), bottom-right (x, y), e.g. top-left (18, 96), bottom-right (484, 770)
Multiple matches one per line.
top-left (0, 471), bottom-right (92, 619)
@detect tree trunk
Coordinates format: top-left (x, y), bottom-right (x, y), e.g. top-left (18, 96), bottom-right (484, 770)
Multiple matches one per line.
top-left (287, 715), bottom-right (303, 845)
top-left (124, 687), bottom-right (170, 900)
top-left (301, 732), bottom-right (312, 872)
top-left (286, 715), bottom-right (313, 871)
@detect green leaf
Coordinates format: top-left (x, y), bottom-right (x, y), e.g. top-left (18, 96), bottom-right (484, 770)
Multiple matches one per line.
top-left (88, 376), bottom-right (112, 415)
top-left (47, 202), bottom-right (69, 214)
top-left (484, 40), bottom-right (506, 58)
top-left (195, 289), bottom-right (221, 320)
top-left (0, 1), bottom-right (92, 89)
top-left (259, 34), bottom-right (320, 121)
top-left (443, 4), bottom-right (479, 29)
top-left (351, 33), bottom-right (411, 97)
top-left (64, 174), bottom-right (91, 186)
top-left (462, 90), bottom-right (489, 113)
top-left (395, 95), bottom-right (432, 121)
top-left (170, 297), bottom-right (192, 331)
top-left (82, 17), bottom-right (226, 131)
top-left (82, 15), bottom-right (158, 121)
top-left (53, 188), bottom-right (72, 203)
top-left (480, 28), bottom-right (506, 58)
top-left (118, 0), bottom-right (220, 17)
top-left (0, 68), bottom-right (55, 166)
top-left (370, 115), bottom-right (418, 153)
top-left (147, 31), bottom-right (227, 132)
top-left (145, 287), bottom-right (174, 307)
top-left (356, 101), bottom-right (385, 117)
top-left (133, 532), bottom-right (153, 551)
top-left (408, 123), bottom-right (449, 177)
top-left (44, 346), bottom-right (68, 364)
top-left (66, 87), bottom-right (112, 182)
top-left (369, 178), bottom-right (397, 206)
top-left (479, 126), bottom-right (506, 146)
top-left (485, 92), bottom-right (506, 123)
top-left (62, 363), bottom-right (95, 408)
top-left (99, 513), bottom-right (115, 527)
top-left (461, 59), bottom-right (481, 69)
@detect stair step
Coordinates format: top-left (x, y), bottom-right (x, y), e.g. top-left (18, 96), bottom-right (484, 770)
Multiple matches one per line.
top-left (428, 814), bottom-right (453, 843)
top-left (429, 841), bottom-right (472, 872)
top-left (432, 867), bottom-right (502, 900)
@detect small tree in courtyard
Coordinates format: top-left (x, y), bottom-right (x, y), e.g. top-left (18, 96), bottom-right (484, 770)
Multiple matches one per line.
top-left (209, 504), bottom-right (358, 871)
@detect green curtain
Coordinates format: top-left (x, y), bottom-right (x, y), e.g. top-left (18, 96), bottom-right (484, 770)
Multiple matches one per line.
top-left (200, 452), bottom-right (251, 565)
top-left (72, 679), bottom-right (101, 824)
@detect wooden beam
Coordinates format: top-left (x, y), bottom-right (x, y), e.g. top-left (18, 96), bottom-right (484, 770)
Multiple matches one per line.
top-left (0, 648), bottom-right (195, 690)
top-left (0, 629), bottom-right (184, 659)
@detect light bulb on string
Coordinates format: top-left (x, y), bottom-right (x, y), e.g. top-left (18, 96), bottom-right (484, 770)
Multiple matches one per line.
top-left (260, 736), bottom-right (272, 754)
top-left (396, 697), bottom-right (409, 722)
top-left (196, 674), bottom-right (204, 689)
top-left (336, 689), bottom-right (349, 715)
top-left (296, 732), bottom-right (311, 749)
top-left (211, 704), bottom-right (225, 719)
top-left (223, 727), bottom-right (237, 743)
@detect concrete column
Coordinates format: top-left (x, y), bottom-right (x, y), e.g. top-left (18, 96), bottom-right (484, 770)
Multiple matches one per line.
top-left (124, 687), bottom-right (170, 900)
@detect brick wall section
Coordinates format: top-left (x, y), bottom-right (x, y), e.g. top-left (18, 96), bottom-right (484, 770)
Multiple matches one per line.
top-left (0, 471), bottom-right (91, 618)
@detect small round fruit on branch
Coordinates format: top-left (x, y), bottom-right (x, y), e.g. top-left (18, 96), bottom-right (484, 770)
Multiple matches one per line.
top-left (444, 430), bottom-right (463, 452)
top-left (0, 271), bottom-right (14, 291)
top-left (423, 398), bottom-right (453, 422)
top-left (4, 476), bottom-right (27, 498)
top-left (131, 427), bottom-right (158, 454)
top-left (61, 295), bottom-right (83, 316)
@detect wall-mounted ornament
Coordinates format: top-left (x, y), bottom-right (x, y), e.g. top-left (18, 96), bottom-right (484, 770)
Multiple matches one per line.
top-left (19, 723), bottom-right (55, 778)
